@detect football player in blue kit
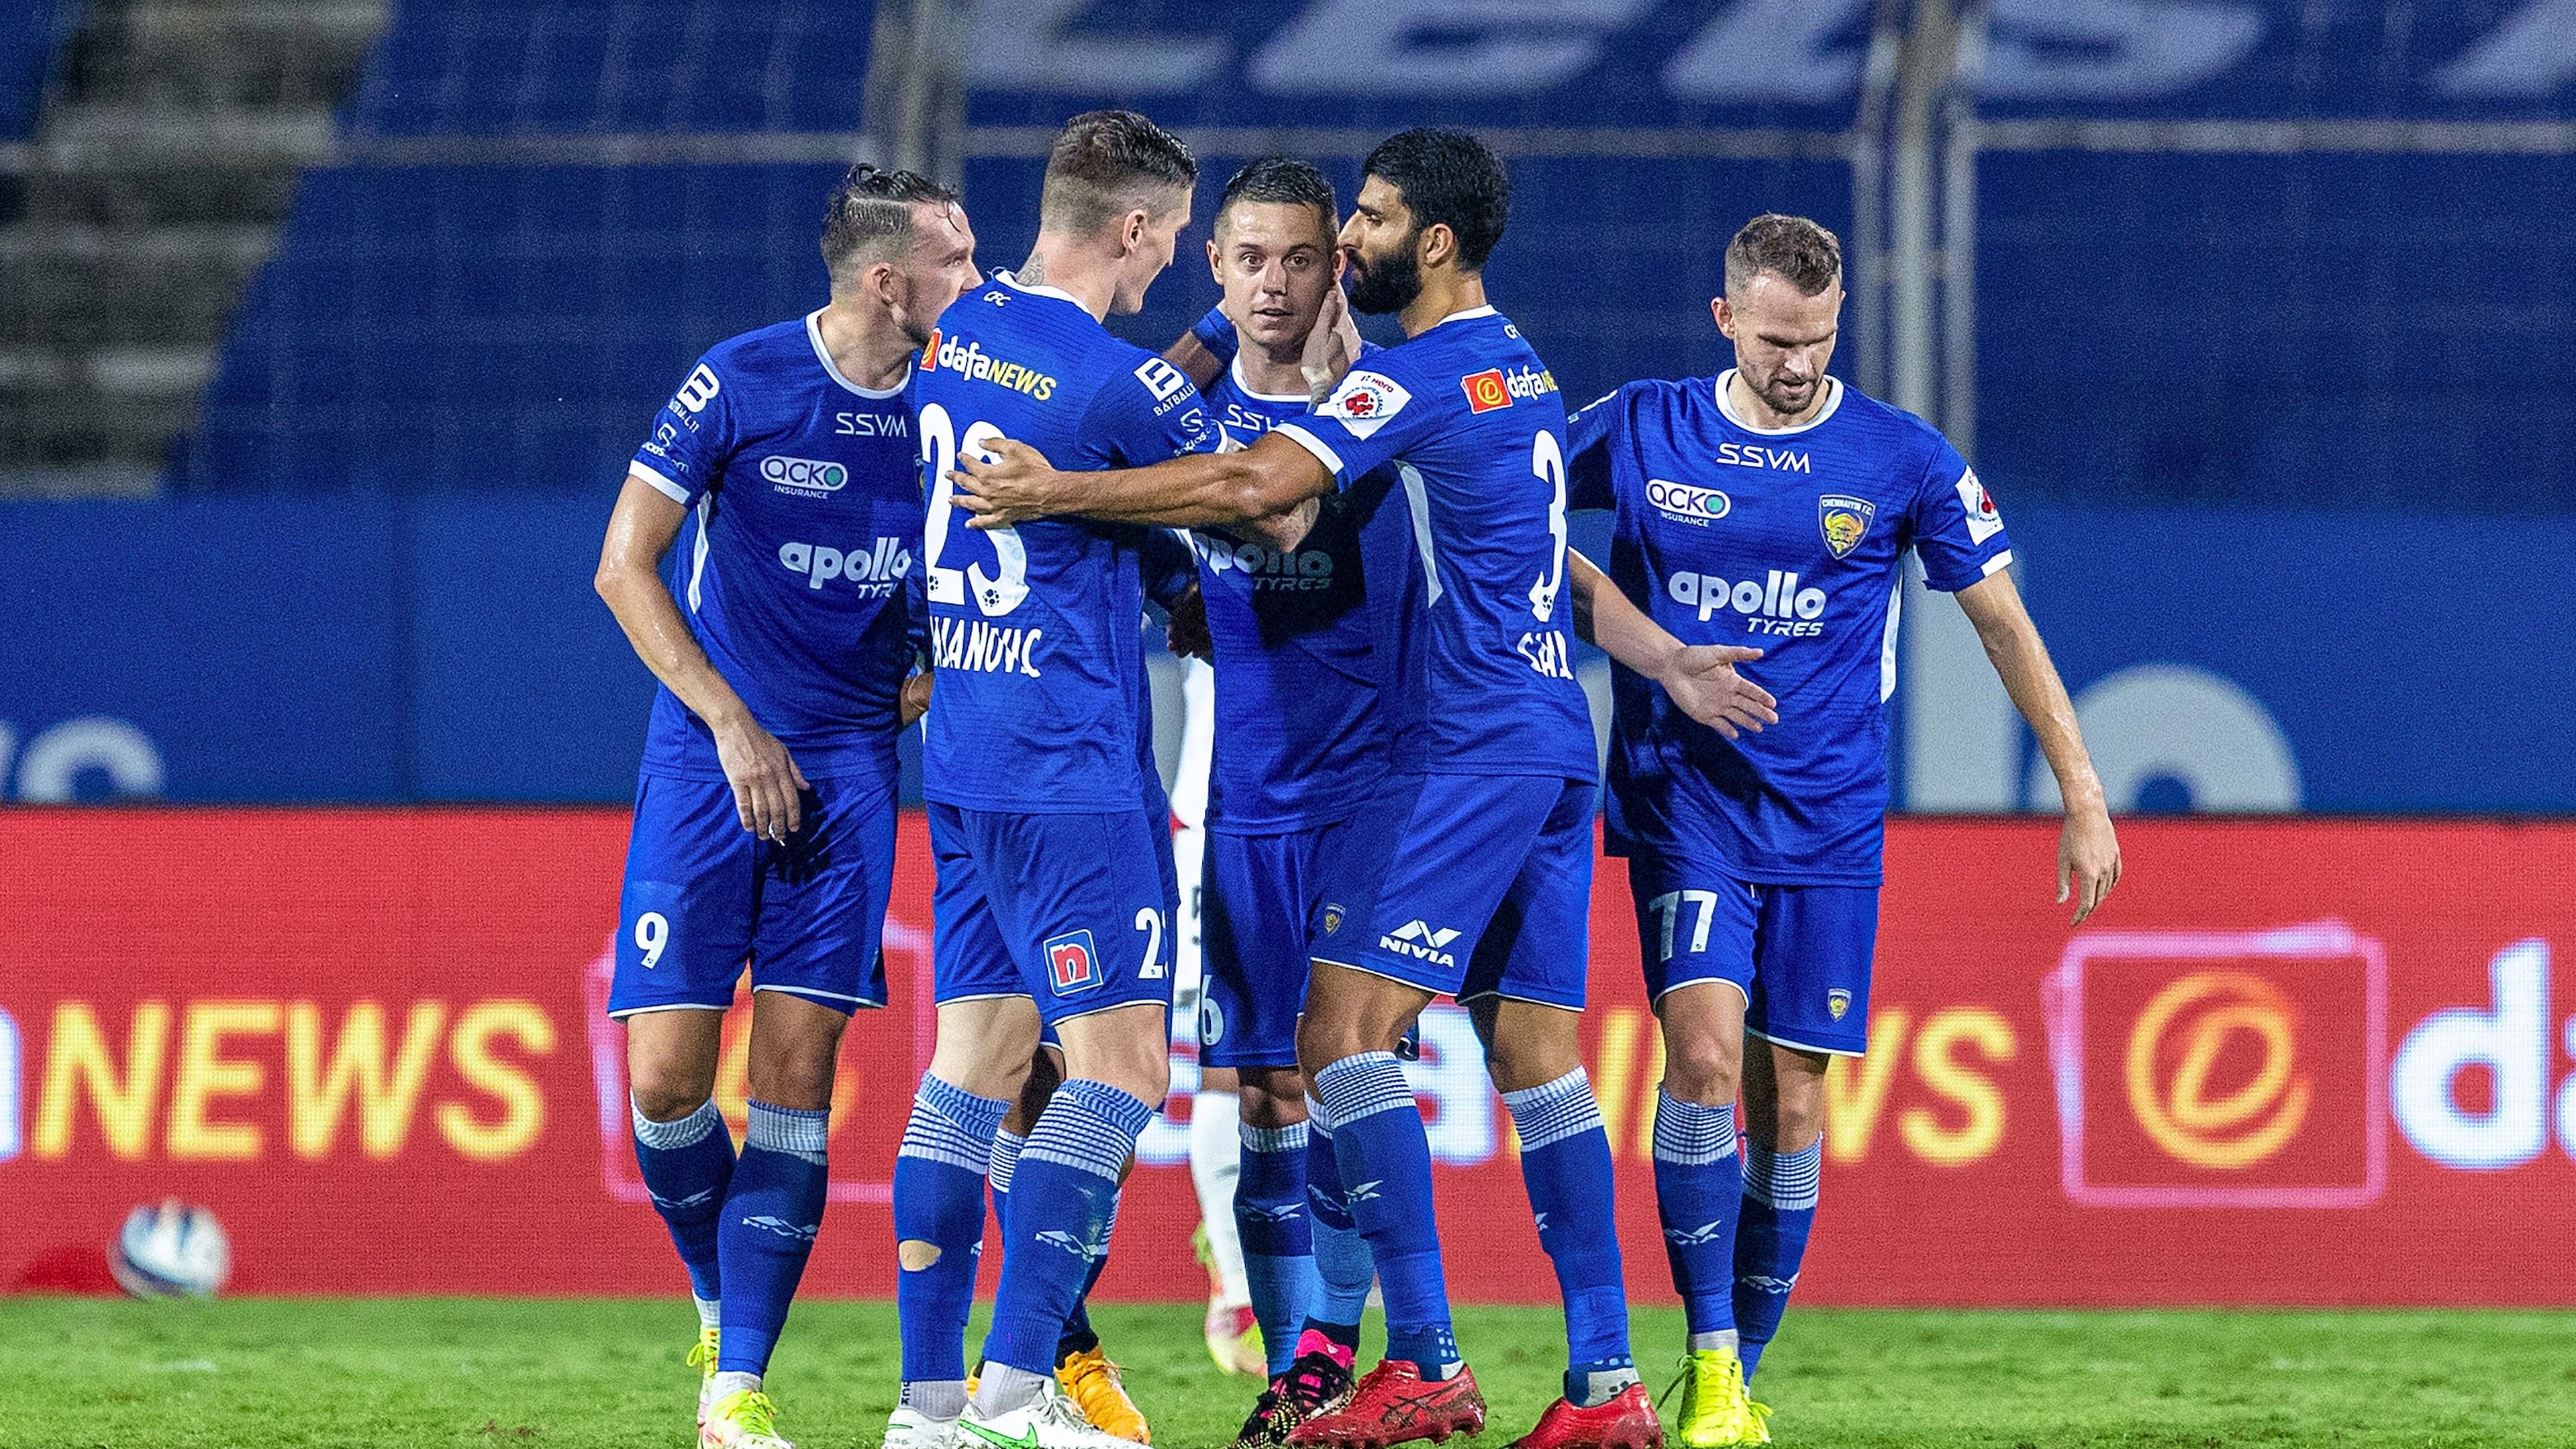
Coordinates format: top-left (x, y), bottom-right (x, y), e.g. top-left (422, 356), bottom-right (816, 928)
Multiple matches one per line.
top-left (954, 129), bottom-right (1775, 1449)
top-left (1563, 213), bottom-right (2123, 1447)
top-left (885, 110), bottom-right (1225, 1449)
top-left (593, 164), bottom-right (980, 1449)
top-left (1157, 156), bottom-right (1414, 1449)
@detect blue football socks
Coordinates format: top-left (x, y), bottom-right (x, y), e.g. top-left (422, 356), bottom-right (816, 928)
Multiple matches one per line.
top-left (1734, 1139), bottom-right (1821, 1379)
top-left (1237, 1117), bottom-right (1318, 1378)
top-left (632, 1095), bottom-right (735, 1313)
top-left (978, 1080), bottom-right (1154, 1397)
top-left (1301, 1095), bottom-right (1375, 1348)
top-left (893, 1075), bottom-right (1009, 1389)
top-left (1652, 1091), bottom-right (1742, 1353)
top-left (1315, 1052), bottom-right (1459, 1379)
top-left (716, 1100), bottom-right (830, 1377)
top-left (1502, 1068), bottom-right (1637, 1406)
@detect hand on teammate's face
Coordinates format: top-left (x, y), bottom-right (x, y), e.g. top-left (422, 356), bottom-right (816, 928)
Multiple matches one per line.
top-left (1660, 644), bottom-right (1779, 740)
top-left (713, 717), bottom-right (809, 843)
top-left (2058, 808), bottom-right (2122, 926)
top-left (1300, 275), bottom-right (1361, 401)
top-left (951, 438), bottom-right (1061, 530)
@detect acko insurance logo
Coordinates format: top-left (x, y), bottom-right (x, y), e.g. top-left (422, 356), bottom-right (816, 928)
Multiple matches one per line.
top-left (2044, 922), bottom-right (2387, 1207)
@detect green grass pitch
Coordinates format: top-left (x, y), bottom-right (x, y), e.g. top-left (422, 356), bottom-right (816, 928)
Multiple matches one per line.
top-left (6, 1298), bottom-right (2571, 1448)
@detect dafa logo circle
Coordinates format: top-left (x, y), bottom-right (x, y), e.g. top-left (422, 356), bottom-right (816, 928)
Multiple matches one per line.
top-left (2123, 970), bottom-right (2313, 1169)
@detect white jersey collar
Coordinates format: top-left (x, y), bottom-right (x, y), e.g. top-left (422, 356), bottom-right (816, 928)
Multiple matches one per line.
top-left (1229, 352), bottom-right (1311, 405)
top-left (1426, 303), bottom-right (1499, 332)
top-left (1713, 368), bottom-right (1843, 434)
top-left (806, 309), bottom-right (905, 399)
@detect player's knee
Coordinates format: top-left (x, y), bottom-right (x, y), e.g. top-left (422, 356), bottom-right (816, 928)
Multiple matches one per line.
top-left (1661, 1023), bottom-right (1743, 1105)
top-left (1238, 1068), bottom-right (1309, 1128)
top-left (747, 1046), bottom-right (838, 1113)
top-left (628, 1065), bottom-right (712, 1125)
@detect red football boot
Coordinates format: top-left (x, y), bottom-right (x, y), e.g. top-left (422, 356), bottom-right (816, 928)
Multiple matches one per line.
top-left (1508, 1385), bottom-right (1665, 1449)
top-left (1286, 1360), bottom-right (1487, 1448)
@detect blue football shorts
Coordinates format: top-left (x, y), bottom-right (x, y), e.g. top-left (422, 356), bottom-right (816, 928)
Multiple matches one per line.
top-left (928, 801), bottom-right (1180, 1028)
top-left (609, 770), bottom-right (897, 1017)
top-left (1627, 849), bottom-right (1881, 1057)
top-left (1199, 805), bottom-right (1403, 1069)
top-left (1338, 772), bottom-right (1597, 1010)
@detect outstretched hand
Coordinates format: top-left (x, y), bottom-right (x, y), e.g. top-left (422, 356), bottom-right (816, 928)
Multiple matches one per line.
top-left (1659, 644), bottom-right (1779, 740)
top-left (950, 438), bottom-right (1065, 530)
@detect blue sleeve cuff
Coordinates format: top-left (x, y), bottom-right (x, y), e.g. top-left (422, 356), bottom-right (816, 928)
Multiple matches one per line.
top-left (1191, 305), bottom-right (1238, 364)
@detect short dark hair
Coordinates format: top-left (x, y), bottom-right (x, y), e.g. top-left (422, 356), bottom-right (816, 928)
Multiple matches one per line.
top-left (1040, 109), bottom-right (1197, 236)
top-left (1725, 213), bottom-right (1842, 297)
top-left (1360, 128), bottom-right (1509, 272)
top-left (1217, 156), bottom-right (1336, 241)
top-left (820, 162), bottom-right (957, 275)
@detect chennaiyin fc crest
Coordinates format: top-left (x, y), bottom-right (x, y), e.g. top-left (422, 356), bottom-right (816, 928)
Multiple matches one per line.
top-left (1321, 902), bottom-right (1346, 936)
top-left (1826, 987), bottom-right (1853, 1021)
top-left (1818, 495), bottom-right (1875, 559)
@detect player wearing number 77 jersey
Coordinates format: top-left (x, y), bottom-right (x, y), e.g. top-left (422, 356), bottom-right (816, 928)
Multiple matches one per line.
top-left (1564, 213), bottom-right (2123, 1448)
top-left (890, 109), bottom-right (1221, 1449)
top-left (954, 129), bottom-right (1767, 1449)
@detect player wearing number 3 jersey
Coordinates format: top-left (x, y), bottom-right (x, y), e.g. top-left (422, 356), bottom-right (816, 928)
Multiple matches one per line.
top-left (889, 110), bottom-right (1211, 1449)
top-left (952, 129), bottom-right (1709, 1449)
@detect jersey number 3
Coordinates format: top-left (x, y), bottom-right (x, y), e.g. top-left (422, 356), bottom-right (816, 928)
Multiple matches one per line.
top-left (921, 402), bottom-right (1030, 617)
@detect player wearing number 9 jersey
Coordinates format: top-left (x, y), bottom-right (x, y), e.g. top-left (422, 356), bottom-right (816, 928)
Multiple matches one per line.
top-left (595, 164), bottom-right (979, 1449)
top-left (946, 129), bottom-right (1661, 1449)
top-left (889, 110), bottom-right (1212, 1449)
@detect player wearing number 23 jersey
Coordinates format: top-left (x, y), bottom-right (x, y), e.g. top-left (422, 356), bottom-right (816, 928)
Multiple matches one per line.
top-left (914, 268), bottom-right (1214, 1024)
top-left (1269, 305), bottom-right (1597, 1009)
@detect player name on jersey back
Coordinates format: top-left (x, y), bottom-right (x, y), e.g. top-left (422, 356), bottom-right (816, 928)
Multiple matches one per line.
top-left (914, 272), bottom-right (1214, 813)
top-left (1567, 372), bottom-right (2014, 883)
top-left (628, 311), bottom-right (926, 785)
top-left (1269, 306), bottom-right (1595, 783)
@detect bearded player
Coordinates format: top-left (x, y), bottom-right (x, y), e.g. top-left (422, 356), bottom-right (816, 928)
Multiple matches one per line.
top-left (951, 129), bottom-right (1775, 1449)
top-left (1563, 213), bottom-right (2122, 1445)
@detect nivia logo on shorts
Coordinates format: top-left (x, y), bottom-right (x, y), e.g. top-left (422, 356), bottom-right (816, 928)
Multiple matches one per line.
top-left (1380, 919), bottom-right (1461, 969)
top-left (1667, 568), bottom-right (1828, 637)
top-left (778, 538), bottom-right (912, 595)
top-left (762, 456), bottom-right (848, 493)
top-left (1646, 479), bottom-right (1730, 524)
top-left (1197, 535), bottom-right (1335, 592)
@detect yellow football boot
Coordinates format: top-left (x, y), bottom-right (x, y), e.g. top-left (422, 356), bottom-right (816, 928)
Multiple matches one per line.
top-left (1057, 1344), bottom-right (1150, 1443)
top-left (1667, 1350), bottom-right (1772, 1448)
top-left (701, 1388), bottom-right (793, 1449)
top-left (690, 1326), bottom-right (722, 1432)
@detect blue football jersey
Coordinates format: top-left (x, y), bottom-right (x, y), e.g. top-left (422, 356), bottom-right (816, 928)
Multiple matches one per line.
top-left (915, 271), bottom-right (1217, 813)
top-left (1271, 307), bottom-right (1595, 782)
top-left (1566, 371), bottom-right (2014, 883)
top-left (1193, 349), bottom-right (1424, 832)
top-left (628, 311), bottom-right (926, 785)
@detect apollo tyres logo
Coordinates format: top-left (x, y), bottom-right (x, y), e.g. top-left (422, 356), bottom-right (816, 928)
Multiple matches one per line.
top-left (2044, 923), bottom-right (2387, 1208)
top-left (1666, 569), bottom-right (1828, 638)
top-left (777, 538), bottom-right (913, 596)
top-left (1197, 535), bottom-right (1335, 593)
